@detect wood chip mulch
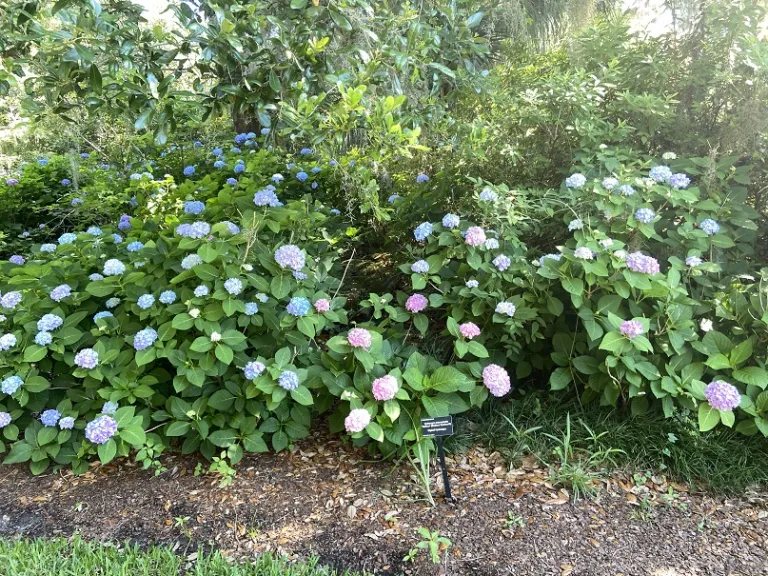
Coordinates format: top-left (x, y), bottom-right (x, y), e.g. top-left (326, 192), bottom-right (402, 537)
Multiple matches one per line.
top-left (1, 432), bottom-right (767, 575)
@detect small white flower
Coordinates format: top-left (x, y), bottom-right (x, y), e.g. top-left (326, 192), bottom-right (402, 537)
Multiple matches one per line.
top-left (700, 319), bottom-right (713, 332)
top-left (189, 308), bottom-right (200, 318)
top-left (0, 315), bottom-right (5, 322)
top-left (599, 239), bottom-right (613, 248)
top-left (614, 250), bottom-right (627, 259)
top-left (532, 259), bottom-right (540, 267)
top-left (242, 264), bottom-right (253, 272)
top-left (210, 331), bottom-right (222, 342)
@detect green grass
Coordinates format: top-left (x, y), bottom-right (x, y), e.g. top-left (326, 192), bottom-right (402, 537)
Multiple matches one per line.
top-left (448, 392), bottom-right (768, 494)
top-left (0, 536), bottom-right (364, 576)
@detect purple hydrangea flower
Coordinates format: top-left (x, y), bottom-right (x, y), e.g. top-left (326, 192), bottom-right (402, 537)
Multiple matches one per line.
top-left (1, 291), bottom-right (22, 309)
top-left (61, 178), bottom-right (71, 187)
top-left (226, 177), bottom-right (238, 186)
top-left (705, 381), bottom-right (741, 411)
top-left (9, 255), bottom-right (24, 265)
top-left (620, 320), bottom-right (644, 339)
top-left (493, 254), bottom-right (511, 271)
top-left (50, 284), bottom-right (72, 302)
top-left (669, 173), bottom-right (691, 189)
top-left (37, 314), bottom-right (63, 332)
top-left (176, 221), bottom-right (211, 239)
top-left (118, 214), bottom-right (132, 231)
top-left (5, 178), bottom-right (19, 187)
top-left (345, 409), bottom-right (371, 433)
top-left (85, 415), bottom-right (118, 444)
top-left (411, 260), bottom-right (430, 274)
top-left (482, 364), bottom-right (511, 397)
top-left (372, 375), bottom-right (398, 401)
top-left (74, 348), bottom-right (99, 369)
top-left (274, 245), bottom-right (306, 271)
top-left (405, 293), bottom-right (428, 313)
top-left (278, 370), bottom-right (300, 391)
top-left (464, 226), bottom-right (486, 247)
top-left (40, 409), bottom-right (61, 427)
top-left (234, 163), bottom-right (245, 175)
top-left (625, 252), bottom-right (660, 274)
top-left (300, 148), bottom-right (312, 155)
top-left (296, 171), bottom-right (308, 182)
top-left (133, 327), bottom-right (158, 351)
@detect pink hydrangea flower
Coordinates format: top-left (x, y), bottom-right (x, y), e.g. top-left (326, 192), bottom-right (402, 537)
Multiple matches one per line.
top-left (464, 226), bottom-right (486, 247)
top-left (620, 320), bottom-right (644, 339)
top-left (459, 322), bottom-right (481, 340)
top-left (482, 364), bottom-right (511, 397)
top-left (347, 327), bottom-right (372, 349)
top-left (345, 408), bottom-right (371, 433)
top-left (705, 381), bottom-right (741, 411)
top-left (314, 298), bottom-right (331, 312)
top-left (372, 375), bottom-right (398, 401)
top-left (405, 293), bottom-right (428, 313)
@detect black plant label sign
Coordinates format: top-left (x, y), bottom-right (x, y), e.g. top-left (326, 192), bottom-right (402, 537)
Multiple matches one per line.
top-left (420, 416), bottom-right (454, 437)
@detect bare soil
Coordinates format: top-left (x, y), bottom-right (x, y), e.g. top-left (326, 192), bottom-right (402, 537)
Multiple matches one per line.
top-left (1, 432), bottom-right (766, 576)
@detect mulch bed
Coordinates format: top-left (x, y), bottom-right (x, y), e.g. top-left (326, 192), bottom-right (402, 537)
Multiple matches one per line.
top-left (1, 432), bottom-right (766, 575)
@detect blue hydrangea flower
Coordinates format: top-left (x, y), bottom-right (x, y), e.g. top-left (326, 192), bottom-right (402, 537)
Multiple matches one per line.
top-left (293, 271), bottom-right (308, 280)
top-left (565, 173), bottom-right (586, 188)
top-left (493, 254), bottom-right (511, 271)
top-left (184, 200), bottom-right (205, 215)
top-left (466, 279), bottom-right (479, 288)
top-left (311, 181), bottom-right (318, 189)
top-left (479, 188), bottom-right (498, 202)
top-left (0, 412), bottom-right (11, 428)
top-left (58, 416), bottom-right (74, 430)
top-left (311, 167), bottom-right (321, 175)
top-left (274, 244), bottom-right (305, 271)
top-left (35, 331), bottom-right (52, 346)
top-left (80, 152), bottom-right (90, 159)
top-left (86, 226), bottom-right (102, 236)
top-left (129, 195), bottom-right (138, 207)
top-left (686, 256), bottom-right (703, 267)
top-left (50, 285), bottom-right (72, 302)
top-left (127, 241), bottom-right (144, 252)
top-left (213, 160), bottom-right (226, 169)
top-left (618, 184), bottom-right (635, 196)
top-left (102, 401), bottom-right (119, 415)
top-left (159, 290), bottom-right (177, 304)
top-left (134, 327), bottom-right (158, 351)
top-left (388, 194), bottom-right (402, 204)
top-left (130, 173), bottom-right (142, 181)
top-left (71, 198), bottom-right (84, 207)
top-left (649, 165), bottom-right (673, 183)
top-left (244, 361), bottom-right (266, 380)
top-left (103, 259), bottom-right (126, 276)
top-left (40, 243), bottom-right (56, 253)
top-left (112, 234), bottom-right (123, 243)
top-left (59, 233), bottom-right (77, 245)
top-left (411, 260), bottom-right (429, 274)
top-left (224, 278), bottom-right (243, 295)
top-left (255, 293), bottom-right (268, 303)
top-left (40, 409), bottom-right (61, 427)
top-left (0, 334), bottom-right (17, 351)
top-left (669, 173), bottom-right (691, 189)
top-left (194, 285), bottom-right (209, 297)
top-left (261, 128), bottom-right (270, 135)
top-left (296, 171), bottom-right (308, 182)
top-left (105, 298), bottom-right (120, 308)
top-left (61, 179), bottom-right (71, 187)
top-left (700, 219), bottom-right (720, 236)
top-left (9, 255), bottom-right (24, 265)
top-left (89, 273), bottom-right (104, 282)
top-left (226, 177), bottom-right (238, 186)
top-left (194, 141), bottom-right (202, 148)
top-left (568, 219), bottom-right (584, 231)
top-left (416, 173), bottom-right (429, 183)
top-left (414, 222), bottom-right (433, 242)
top-left (254, 187), bottom-right (281, 207)
top-left (137, 294), bottom-right (155, 309)
top-left (634, 208), bottom-right (656, 224)
top-left (1, 291), bottom-right (22, 309)
top-left (94, 311), bottom-right (113, 322)
top-left (234, 163), bottom-right (245, 174)
top-left (182, 254), bottom-right (202, 270)
top-left (1, 375), bottom-right (22, 394)
top-left (245, 302), bottom-right (259, 316)
top-left (176, 222), bottom-right (211, 239)
top-left (212, 147), bottom-right (223, 156)
top-left (485, 238), bottom-right (499, 250)
top-left (286, 296), bottom-right (311, 317)
top-left (38, 158), bottom-right (48, 166)
top-left (74, 348), bottom-right (99, 369)
top-left (272, 173), bottom-right (284, 183)
top-left (602, 177), bottom-right (618, 190)
top-left (300, 148), bottom-right (312, 155)
top-left (183, 165), bottom-right (196, 177)
top-left (330, 208), bottom-right (341, 216)
top-left (278, 370), bottom-right (300, 391)
top-left (37, 314), bottom-right (63, 332)
top-left (442, 214), bottom-right (460, 229)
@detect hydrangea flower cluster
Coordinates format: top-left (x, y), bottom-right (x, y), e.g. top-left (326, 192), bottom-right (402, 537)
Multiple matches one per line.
top-left (442, 214), bottom-right (460, 229)
top-left (85, 415), bottom-right (118, 444)
top-left (287, 296), bottom-right (311, 317)
top-left (568, 219), bottom-right (583, 231)
top-left (411, 260), bottom-right (429, 274)
top-left (176, 222), bottom-right (211, 239)
top-left (103, 259), bottom-right (126, 276)
top-left (74, 348), bottom-right (99, 369)
top-left (565, 173), bottom-right (586, 188)
top-left (222, 221), bottom-right (240, 234)
top-left (35, 331), bottom-right (53, 345)
top-left (669, 173), bottom-right (690, 189)
top-left (344, 409), bottom-right (371, 433)
top-left (159, 290), bottom-right (177, 304)
top-left (347, 328), bottom-right (372, 349)
top-left (9, 255), bottom-right (24, 265)
top-left (58, 416), bottom-right (75, 430)
top-left (245, 302), bottom-right (259, 316)
top-left (59, 233), bottom-right (77, 244)
top-left (274, 245), bottom-right (305, 271)
top-left (1, 291), bottom-right (22, 309)
top-left (416, 173), bottom-right (429, 183)
top-left (620, 320), bottom-right (644, 339)
top-left (465, 279), bottom-right (479, 288)
top-left (686, 256), bottom-right (703, 267)
top-left (634, 208), bottom-right (655, 224)
top-left (314, 298), bottom-right (330, 312)
top-left (0, 412), bottom-right (11, 428)
top-left (89, 273), bottom-right (104, 282)
top-left (102, 401), bottom-right (119, 415)
top-left (37, 314), bottom-right (63, 332)
top-left (134, 327), bottom-right (158, 351)
top-left (459, 322), bottom-right (481, 340)
top-left (137, 294), bottom-right (155, 309)
top-left (573, 247), bottom-right (594, 260)
top-left (479, 188), bottom-right (498, 202)
top-left (183, 165), bottom-right (195, 177)
top-left (50, 284), bottom-right (72, 302)
top-left (699, 219), bottom-right (720, 236)
top-left (388, 194), bottom-right (401, 204)
top-left (414, 222), bottom-right (433, 242)
top-left (618, 184), bottom-right (635, 196)
top-left (181, 254), bottom-right (203, 270)
top-left (254, 186), bottom-right (282, 207)
top-left (493, 254), bottom-right (511, 271)
top-left (705, 381), bottom-right (741, 411)
top-left (224, 278), bottom-right (243, 295)
top-left (244, 361), bottom-right (266, 380)
top-left (464, 226), bottom-right (486, 247)
top-left (495, 302), bottom-right (516, 317)
top-left (0, 334), bottom-right (17, 351)
top-left (372, 375), bottom-right (398, 401)
top-left (405, 293), bottom-right (428, 313)
top-left (1, 375), bottom-right (22, 394)
top-left (40, 409), bottom-right (61, 427)
top-left (194, 285), bottom-right (209, 297)
top-left (278, 370), bottom-right (299, 391)
top-left (482, 364), bottom-right (511, 397)
top-left (625, 252), bottom-right (660, 274)
top-left (184, 200), bottom-right (205, 215)
top-left (94, 311), bottom-right (113, 322)
top-left (649, 165), bottom-right (672, 183)
top-left (602, 177), bottom-right (618, 190)
top-left (127, 241), bottom-right (144, 252)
